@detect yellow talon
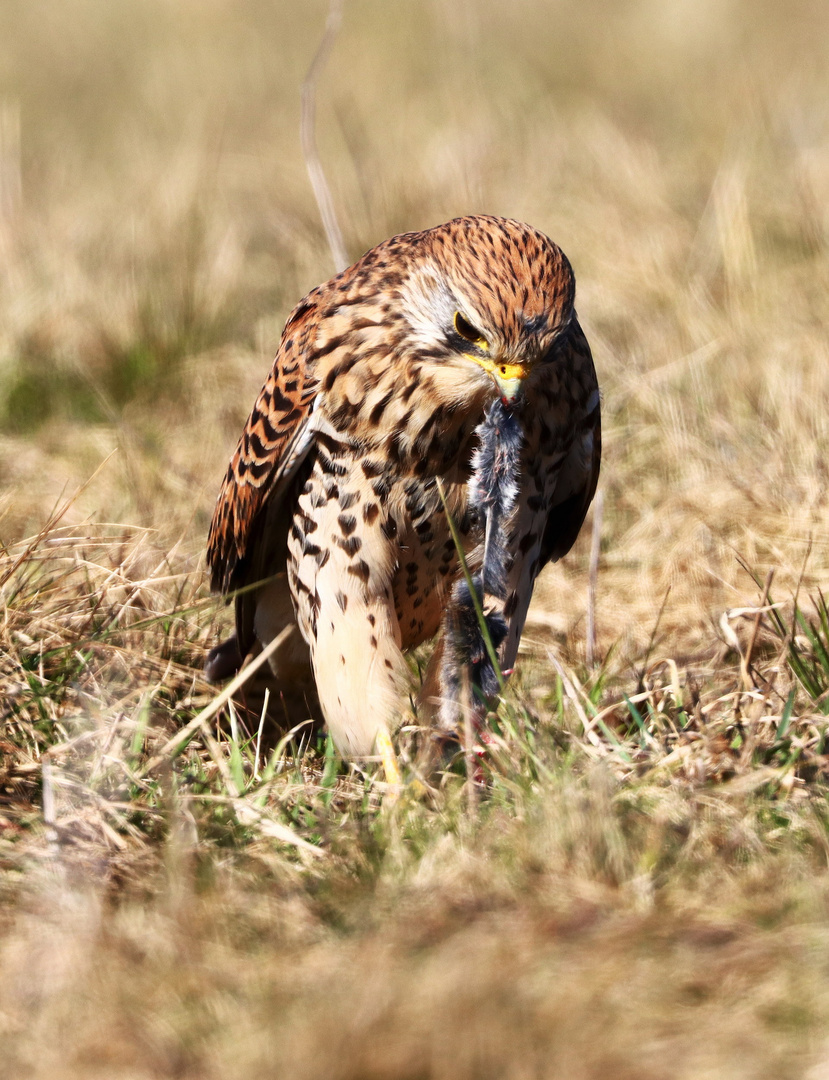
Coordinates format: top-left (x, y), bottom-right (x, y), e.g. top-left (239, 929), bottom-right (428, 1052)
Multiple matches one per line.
top-left (374, 727), bottom-right (402, 793)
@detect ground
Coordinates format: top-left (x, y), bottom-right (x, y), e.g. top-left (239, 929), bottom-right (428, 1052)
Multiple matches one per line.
top-left (3, 2), bottom-right (829, 1076)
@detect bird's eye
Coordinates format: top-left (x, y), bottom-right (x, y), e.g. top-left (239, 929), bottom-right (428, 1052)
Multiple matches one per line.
top-left (453, 311), bottom-right (487, 348)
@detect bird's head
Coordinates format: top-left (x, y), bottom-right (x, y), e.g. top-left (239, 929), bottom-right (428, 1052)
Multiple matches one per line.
top-left (394, 215), bottom-right (577, 407)
top-left (314, 216), bottom-right (578, 449)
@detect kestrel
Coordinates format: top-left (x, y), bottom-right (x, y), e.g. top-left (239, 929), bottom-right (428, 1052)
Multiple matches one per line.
top-left (205, 215), bottom-right (600, 780)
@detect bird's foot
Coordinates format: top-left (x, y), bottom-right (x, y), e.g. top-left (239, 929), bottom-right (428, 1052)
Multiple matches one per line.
top-left (374, 727), bottom-right (402, 803)
top-left (204, 633), bottom-right (243, 683)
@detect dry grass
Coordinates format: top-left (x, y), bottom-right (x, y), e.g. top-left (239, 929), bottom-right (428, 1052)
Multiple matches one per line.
top-left (3, 0), bottom-right (829, 1075)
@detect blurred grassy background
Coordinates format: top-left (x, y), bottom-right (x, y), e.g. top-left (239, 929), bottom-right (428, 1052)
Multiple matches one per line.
top-left (4, 1), bottom-right (829, 1076)
top-left (2, 0), bottom-right (829, 659)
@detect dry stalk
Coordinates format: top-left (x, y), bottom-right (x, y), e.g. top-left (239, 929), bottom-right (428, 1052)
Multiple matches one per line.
top-left (0, 451), bottom-right (118, 591)
top-left (41, 756), bottom-right (62, 862)
top-left (586, 489), bottom-right (603, 669)
top-left (741, 568), bottom-right (774, 692)
top-left (140, 624), bottom-right (294, 776)
top-left (301, 0), bottom-right (349, 274)
top-left (547, 650), bottom-right (605, 752)
top-left (254, 686), bottom-right (270, 780)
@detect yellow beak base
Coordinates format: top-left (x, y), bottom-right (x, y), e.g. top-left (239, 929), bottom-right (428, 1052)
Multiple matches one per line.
top-left (470, 356), bottom-right (530, 404)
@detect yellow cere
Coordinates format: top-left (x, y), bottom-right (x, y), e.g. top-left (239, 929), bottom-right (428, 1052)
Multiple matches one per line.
top-left (468, 355), bottom-right (529, 384)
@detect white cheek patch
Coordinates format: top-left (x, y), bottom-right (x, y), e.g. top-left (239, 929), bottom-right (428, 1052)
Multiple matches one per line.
top-left (398, 269), bottom-right (468, 352)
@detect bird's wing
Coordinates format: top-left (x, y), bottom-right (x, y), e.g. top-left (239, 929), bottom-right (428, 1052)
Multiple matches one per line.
top-left (539, 317), bottom-right (602, 565)
top-left (206, 297), bottom-right (322, 594)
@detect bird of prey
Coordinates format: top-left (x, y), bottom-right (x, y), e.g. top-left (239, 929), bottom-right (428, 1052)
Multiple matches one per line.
top-left (205, 215), bottom-right (600, 782)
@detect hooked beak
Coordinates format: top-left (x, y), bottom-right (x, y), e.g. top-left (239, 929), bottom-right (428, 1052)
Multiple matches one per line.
top-left (469, 355), bottom-right (533, 404)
